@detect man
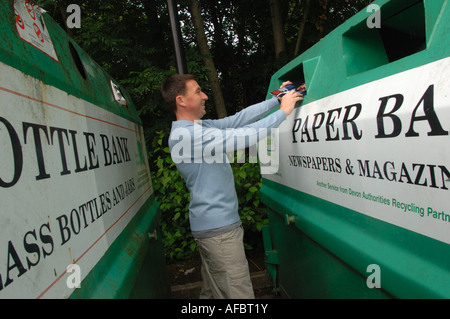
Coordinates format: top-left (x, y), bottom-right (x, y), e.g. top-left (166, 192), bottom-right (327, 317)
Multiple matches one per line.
top-left (161, 74), bottom-right (303, 298)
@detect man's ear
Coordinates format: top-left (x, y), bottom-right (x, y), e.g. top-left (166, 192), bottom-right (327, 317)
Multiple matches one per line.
top-left (176, 95), bottom-right (186, 108)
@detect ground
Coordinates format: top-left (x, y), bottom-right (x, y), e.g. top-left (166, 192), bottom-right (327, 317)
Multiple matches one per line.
top-left (166, 242), bottom-right (267, 287)
top-left (165, 234), bottom-right (279, 298)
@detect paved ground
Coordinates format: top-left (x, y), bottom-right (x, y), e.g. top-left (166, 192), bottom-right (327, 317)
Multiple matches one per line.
top-left (166, 242), bottom-right (281, 299)
top-left (170, 270), bottom-right (280, 299)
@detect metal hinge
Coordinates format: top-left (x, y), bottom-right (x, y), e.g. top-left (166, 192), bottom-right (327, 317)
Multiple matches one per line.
top-left (262, 225), bottom-right (279, 293)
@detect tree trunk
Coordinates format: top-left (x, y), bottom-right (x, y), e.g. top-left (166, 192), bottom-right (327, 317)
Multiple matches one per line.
top-left (294, 0), bottom-right (311, 57)
top-left (190, 0), bottom-right (227, 118)
top-left (58, 1), bottom-right (74, 38)
top-left (268, 0), bottom-right (286, 59)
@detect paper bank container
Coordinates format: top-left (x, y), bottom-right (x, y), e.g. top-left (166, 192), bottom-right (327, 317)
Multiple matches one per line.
top-left (261, 0), bottom-right (450, 298)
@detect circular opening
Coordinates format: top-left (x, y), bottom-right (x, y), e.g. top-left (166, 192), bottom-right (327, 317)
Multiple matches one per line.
top-left (68, 41), bottom-right (87, 80)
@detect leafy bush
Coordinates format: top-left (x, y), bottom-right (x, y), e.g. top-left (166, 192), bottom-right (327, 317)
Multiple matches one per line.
top-left (150, 131), bottom-right (194, 261)
top-left (150, 131), bottom-right (268, 261)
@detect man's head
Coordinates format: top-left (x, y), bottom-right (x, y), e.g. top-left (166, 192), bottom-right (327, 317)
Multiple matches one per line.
top-left (161, 74), bottom-right (208, 121)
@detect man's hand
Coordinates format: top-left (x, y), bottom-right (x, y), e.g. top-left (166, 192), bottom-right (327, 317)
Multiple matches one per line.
top-left (280, 90), bottom-right (303, 116)
top-left (280, 81), bottom-right (293, 89)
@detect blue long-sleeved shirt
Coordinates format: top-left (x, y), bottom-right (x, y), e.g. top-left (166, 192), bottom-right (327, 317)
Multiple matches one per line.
top-left (168, 97), bottom-right (286, 237)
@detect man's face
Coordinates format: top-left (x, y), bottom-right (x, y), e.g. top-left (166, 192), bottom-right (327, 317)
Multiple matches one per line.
top-left (182, 80), bottom-right (208, 119)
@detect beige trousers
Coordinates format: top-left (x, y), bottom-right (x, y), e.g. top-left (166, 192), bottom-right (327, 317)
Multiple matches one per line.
top-left (195, 226), bottom-right (255, 299)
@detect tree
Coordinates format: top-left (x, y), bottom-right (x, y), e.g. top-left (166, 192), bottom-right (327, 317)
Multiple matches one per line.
top-left (189, 0), bottom-right (227, 118)
top-left (268, 0), bottom-right (286, 60)
top-left (294, 0), bottom-right (311, 57)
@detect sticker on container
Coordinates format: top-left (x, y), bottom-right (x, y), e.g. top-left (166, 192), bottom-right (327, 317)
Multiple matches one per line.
top-left (14, 0), bottom-right (59, 62)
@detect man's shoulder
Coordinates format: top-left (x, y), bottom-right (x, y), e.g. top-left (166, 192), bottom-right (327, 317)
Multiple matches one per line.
top-left (169, 120), bottom-right (196, 149)
top-left (170, 120), bottom-right (195, 133)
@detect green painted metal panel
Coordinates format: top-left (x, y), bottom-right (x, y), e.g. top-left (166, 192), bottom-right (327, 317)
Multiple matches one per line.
top-left (265, 0), bottom-right (449, 101)
top-left (70, 196), bottom-right (170, 299)
top-left (262, 180), bottom-right (450, 298)
top-left (0, 0), bottom-right (140, 125)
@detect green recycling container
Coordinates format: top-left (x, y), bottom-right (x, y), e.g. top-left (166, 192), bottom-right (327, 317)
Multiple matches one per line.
top-left (261, 0), bottom-right (450, 298)
top-left (0, 0), bottom-right (168, 298)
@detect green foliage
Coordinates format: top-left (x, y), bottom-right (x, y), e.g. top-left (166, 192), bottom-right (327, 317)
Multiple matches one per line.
top-left (232, 160), bottom-right (270, 251)
top-left (151, 131), bottom-right (269, 261)
top-left (232, 159), bottom-right (269, 233)
top-left (151, 131), bottom-right (194, 261)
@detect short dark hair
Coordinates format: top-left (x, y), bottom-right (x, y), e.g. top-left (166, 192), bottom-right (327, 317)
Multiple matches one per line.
top-left (161, 74), bottom-right (196, 113)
